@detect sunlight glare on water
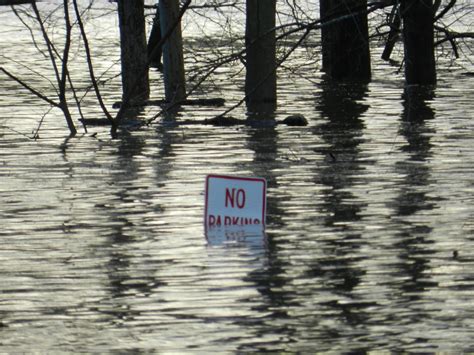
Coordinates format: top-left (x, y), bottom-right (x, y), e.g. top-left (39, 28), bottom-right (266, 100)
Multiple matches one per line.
top-left (1, 1), bottom-right (474, 352)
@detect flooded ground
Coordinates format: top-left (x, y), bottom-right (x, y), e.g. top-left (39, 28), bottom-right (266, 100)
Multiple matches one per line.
top-left (1, 1), bottom-right (474, 352)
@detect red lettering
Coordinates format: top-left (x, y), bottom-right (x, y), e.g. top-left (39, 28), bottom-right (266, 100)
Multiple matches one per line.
top-left (225, 188), bottom-right (235, 208)
top-left (208, 215), bottom-right (223, 226)
top-left (225, 188), bottom-right (246, 209)
top-left (212, 215), bottom-right (262, 226)
top-left (236, 189), bottom-right (246, 208)
top-left (209, 215), bottom-right (216, 226)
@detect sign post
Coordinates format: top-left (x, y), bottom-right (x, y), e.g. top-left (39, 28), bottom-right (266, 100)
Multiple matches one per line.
top-left (205, 175), bottom-right (267, 230)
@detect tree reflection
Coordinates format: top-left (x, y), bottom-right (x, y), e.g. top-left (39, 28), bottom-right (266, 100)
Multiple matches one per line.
top-left (237, 105), bottom-right (302, 350)
top-left (392, 86), bottom-right (438, 304)
top-left (312, 78), bottom-right (371, 329)
top-left (98, 123), bottom-right (165, 324)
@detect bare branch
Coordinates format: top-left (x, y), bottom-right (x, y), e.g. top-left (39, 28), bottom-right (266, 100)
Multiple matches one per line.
top-left (0, 66), bottom-right (60, 107)
top-left (72, 0), bottom-right (115, 125)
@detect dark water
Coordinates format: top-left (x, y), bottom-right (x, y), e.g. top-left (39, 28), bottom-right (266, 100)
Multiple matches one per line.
top-left (1, 1), bottom-right (474, 352)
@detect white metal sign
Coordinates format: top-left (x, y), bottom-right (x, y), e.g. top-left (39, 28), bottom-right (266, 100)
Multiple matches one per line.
top-left (205, 174), bottom-right (267, 228)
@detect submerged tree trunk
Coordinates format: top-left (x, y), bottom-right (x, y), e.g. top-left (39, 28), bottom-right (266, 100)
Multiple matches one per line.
top-left (148, 6), bottom-right (163, 70)
top-left (159, 0), bottom-right (186, 103)
top-left (245, 0), bottom-right (277, 115)
top-left (401, 0), bottom-right (437, 85)
top-left (320, 0), bottom-right (371, 82)
top-left (382, 4), bottom-right (401, 61)
top-left (117, 0), bottom-right (149, 105)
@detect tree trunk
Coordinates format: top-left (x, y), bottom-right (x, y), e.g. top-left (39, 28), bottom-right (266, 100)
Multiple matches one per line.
top-left (401, 0), bottom-right (437, 85)
top-left (117, 0), bottom-right (149, 105)
top-left (148, 6), bottom-right (163, 70)
top-left (320, 0), bottom-right (371, 82)
top-left (381, 4), bottom-right (401, 61)
top-left (320, 0), bottom-right (331, 73)
top-left (245, 0), bottom-right (277, 115)
top-left (159, 0), bottom-right (186, 103)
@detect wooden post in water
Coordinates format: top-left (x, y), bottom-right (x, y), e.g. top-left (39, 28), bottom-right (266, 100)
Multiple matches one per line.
top-left (245, 0), bottom-right (277, 115)
top-left (320, 0), bottom-right (371, 82)
top-left (159, 0), bottom-right (186, 103)
top-left (117, 0), bottom-right (149, 105)
top-left (401, 0), bottom-right (436, 85)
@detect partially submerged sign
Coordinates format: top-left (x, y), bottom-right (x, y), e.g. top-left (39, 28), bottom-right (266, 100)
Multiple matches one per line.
top-left (205, 224), bottom-right (266, 247)
top-left (205, 174), bottom-right (266, 229)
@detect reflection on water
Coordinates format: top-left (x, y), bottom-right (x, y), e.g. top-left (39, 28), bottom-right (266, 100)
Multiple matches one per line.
top-left (312, 80), bottom-right (370, 346)
top-left (392, 87), bottom-right (437, 338)
top-left (1, 4), bottom-right (474, 353)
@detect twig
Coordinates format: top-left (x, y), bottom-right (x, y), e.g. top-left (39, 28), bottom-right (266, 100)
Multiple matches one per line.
top-left (31, 1), bottom-right (61, 89)
top-left (58, 0), bottom-right (77, 135)
top-left (216, 27), bottom-right (312, 119)
top-left (32, 106), bottom-right (53, 140)
top-left (119, 0), bottom-right (192, 123)
top-left (435, 0), bottom-right (456, 21)
top-left (72, 0), bottom-right (115, 126)
top-left (0, 66), bottom-right (59, 107)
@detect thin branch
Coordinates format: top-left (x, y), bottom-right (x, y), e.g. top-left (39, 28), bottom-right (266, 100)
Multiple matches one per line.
top-left (10, 5), bottom-right (48, 59)
top-left (146, 3), bottom-right (384, 124)
top-left (146, 0), bottom-right (192, 68)
top-left (0, 66), bottom-right (59, 107)
top-left (67, 72), bottom-right (88, 133)
top-left (58, 0), bottom-right (77, 135)
top-left (72, 0), bottom-right (114, 125)
top-left (435, 0), bottom-right (456, 22)
top-left (117, 0), bottom-right (192, 123)
top-left (215, 27), bottom-right (312, 120)
top-left (31, 1), bottom-right (61, 88)
top-left (32, 106), bottom-right (53, 140)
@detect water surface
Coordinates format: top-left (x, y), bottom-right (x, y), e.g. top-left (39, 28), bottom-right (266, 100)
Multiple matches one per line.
top-left (1, 2), bottom-right (474, 352)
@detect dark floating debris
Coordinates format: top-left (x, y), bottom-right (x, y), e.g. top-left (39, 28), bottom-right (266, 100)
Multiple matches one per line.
top-left (281, 114), bottom-right (308, 126)
top-left (203, 114), bottom-right (308, 127)
top-left (113, 97), bottom-right (225, 109)
top-left (79, 118), bottom-right (111, 126)
top-left (0, 0), bottom-right (33, 5)
top-left (204, 115), bottom-right (243, 126)
top-left (80, 112), bottom-right (308, 129)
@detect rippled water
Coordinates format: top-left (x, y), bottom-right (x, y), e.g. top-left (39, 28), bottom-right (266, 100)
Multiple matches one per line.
top-left (1, 1), bottom-right (474, 352)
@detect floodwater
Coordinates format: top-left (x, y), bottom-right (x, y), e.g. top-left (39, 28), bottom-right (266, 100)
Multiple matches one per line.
top-left (1, 1), bottom-right (474, 352)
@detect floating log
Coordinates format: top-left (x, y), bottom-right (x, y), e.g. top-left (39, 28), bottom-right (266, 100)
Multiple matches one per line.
top-left (0, 0), bottom-right (33, 5)
top-left (79, 118), bottom-right (113, 126)
top-left (190, 114), bottom-right (307, 127)
top-left (80, 114), bottom-right (307, 127)
top-left (112, 97), bottom-right (225, 109)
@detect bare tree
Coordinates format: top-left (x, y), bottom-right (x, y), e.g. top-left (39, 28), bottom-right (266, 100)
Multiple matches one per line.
top-left (1, 0), bottom-right (472, 135)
